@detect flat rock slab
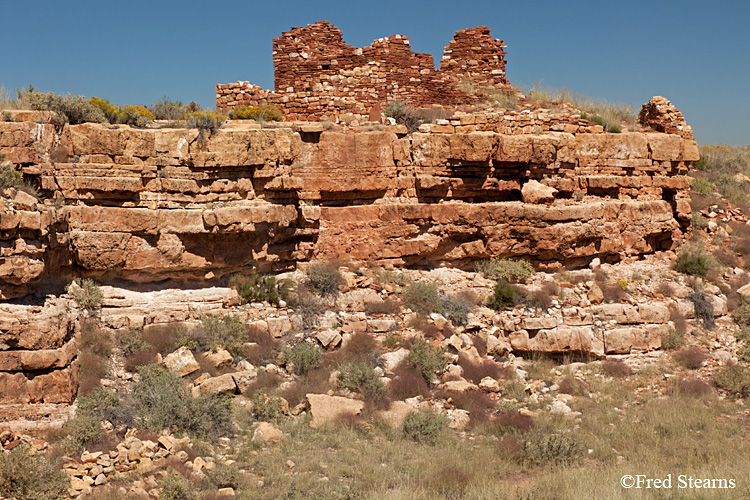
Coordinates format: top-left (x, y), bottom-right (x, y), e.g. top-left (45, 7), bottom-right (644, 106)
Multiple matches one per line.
top-left (306, 393), bottom-right (364, 428)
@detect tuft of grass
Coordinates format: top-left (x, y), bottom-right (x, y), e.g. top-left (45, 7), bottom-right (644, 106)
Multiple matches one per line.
top-left (159, 471), bottom-right (200, 500)
top-left (229, 105), bottom-right (283, 121)
top-left (693, 145), bottom-right (750, 210)
top-left (185, 110), bottom-right (225, 132)
top-left (522, 429), bottom-right (583, 467)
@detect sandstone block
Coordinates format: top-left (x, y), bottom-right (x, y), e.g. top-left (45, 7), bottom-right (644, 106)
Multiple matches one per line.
top-left (306, 393), bottom-right (364, 428)
top-left (163, 347), bottom-right (200, 377)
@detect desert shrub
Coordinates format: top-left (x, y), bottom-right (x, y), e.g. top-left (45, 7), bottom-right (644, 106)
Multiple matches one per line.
top-left (384, 100), bottom-right (422, 132)
top-left (339, 331), bottom-right (379, 358)
top-left (243, 327), bottom-right (280, 366)
top-left (600, 358), bottom-right (631, 377)
top-left (374, 269), bottom-right (411, 286)
top-left (672, 345), bottom-right (708, 369)
top-left (690, 177), bottom-right (716, 195)
top-left (402, 281), bottom-right (442, 314)
top-left (131, 364), bottom-right (233, 437)
top-left (87, 96), bottom-right (119, 123)
top-left (283, 342), bottom-right (322, 375)
top-left (733, 296), bottom-right (750, 326)
top-left (440, 293), bottom-right (474, 326)
top-left (401, 411), bottom-right (448, 444)
top-left (476, 257), bottom-right (536, 282)
top-left (66, 278), bottom-right (103, 311)
top-left (494, 411), bottom-right (535, 435)
top-left (205, 462), bottom-right (241, 489)
top-left (77, 320), bottom-right (112, 395)
top-left (599, 280), bottom-right (627, 303)
top-left (118, 327), bottom-right (150, 356)
top-left (305, 262), bottom-right (345, 297)
top-left (713, 363), bottom-right (750, 397)
top-left (149, 96), bottom-right (186, 121)
top-left (458, 354), bottom-right (511, 384)
top-left (672, 377), bottom-right (714, 397)
top-left (389, 364), bottom-right (430, 400)
top-left (58, 413), bottom-right (102, 453)
top-left (229, 271), bottom-right (291, 306)
top-left (25, 90), bottom-right (105, 126)
top-left (291, 285), bottom-right (328, 328)
top-left (557, 376), bottom-right (588, 395)
top-left (441, 389), bottom-right (495, 426)
top-left (76, 386), bottom-right (133, 427)
top-left (249, 390), bottom-right (287, 422)
top-left (688, 289), bottom-right (715, 329)
top-left (117, 105), bottom-right (154, 126)
top-left (691, 212), bottom-right (708, 231)
top-left (525, 282), bottom-right (559, 310)
top-left (522, 429), bottom-right (583, 467)
top-left (488, 280), bottom-right (525, 309)
top-left (159, 471), bottom-right (200, 500)
top-left (337, 361), bottom-right (387, 401)
top-left (673, 242), bottom-right (720, 277)
top-left (229, 105), bottom-right (283, 121)
top-left (190, 314), bottom-right (248, 355)
top-left (185, 110), bottom-right (225, 132)
top-left (0, 157), bottom-right (23, 189)
top-left (0, 444), bottom-right (69, 500)
top-left (364, 297), bottom-right (402, 315)
top-left (79, 319), bottom-right (113, 358)
top-left (407, 339), bottom-right (448, 383)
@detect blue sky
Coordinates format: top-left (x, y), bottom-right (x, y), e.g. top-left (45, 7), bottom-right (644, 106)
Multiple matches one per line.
top-left (2, 0), bottom-right (747, 145)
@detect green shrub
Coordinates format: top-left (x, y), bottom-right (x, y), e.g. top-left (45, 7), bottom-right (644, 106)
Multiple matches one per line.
top-left (384, 100), bottom-right (422, 133)
top-left (0, 444), bottom-right (69, 500)
top-left (87, 96), bottom-right (119, 123)
top-left (189, 315), bottom-right (247, 355)
top-left (131, 364), bottom-right (233, 437)
top-left (403, 281), bottom-right (442, 314)
top-left (713, 363), bottom-right (750, 397)
top-left (250, 390), bottom-right (287, 422)
top-left (159, 471), bottom-right (200, 500)
top-left (691, 212), bottom-right (708, 231)
top-left (690, 177), bottom-right (716, 195)
top-left (0, 156), bottom-right (23, 189)
top-left (337, 361), bottom-right (387, 401)
top-left (66, 278), bottom-right (103, 311)
top-left (284, 342), bottom-right (322, 375)
top-left (476, 257), bottom-right (536, 283)
top-left (59, 413), bottom-right (103, 453)
top-left (118, 105), bottom-right (154, 126)
top-left (76, 386), bottom-right (134, 427)
top-left (488, 280), bottom-right (525, 309)
top-left (673, 243), bottom-right (719, 277)
top-left (733, 296), bottom-right (750, 326)
top-left (229, 271), bottom-right (291, 306)
top-left (118, 327), bottom-right (150, 356)
top-left (305, 262), bottom-right (345, 297)
top-left (407, 339), bottom-right (448, 383)
top-left (185, 110), bottom-right (225, 132)
top-left (672, 345), bottom-right (708, 369)
top-left (402, 411), bottom-right (448, 444)
top-left (522, 430), bottom-right (583, 467)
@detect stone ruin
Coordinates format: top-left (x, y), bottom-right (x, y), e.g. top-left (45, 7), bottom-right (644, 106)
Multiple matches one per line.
top-left (216, 21), bottom-right (513, 121)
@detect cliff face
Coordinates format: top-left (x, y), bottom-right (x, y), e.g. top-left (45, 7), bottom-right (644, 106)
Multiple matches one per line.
top-left (0, 105), bottom-right (697, 415)
top-left (1, 109), bottom-right (696, 298)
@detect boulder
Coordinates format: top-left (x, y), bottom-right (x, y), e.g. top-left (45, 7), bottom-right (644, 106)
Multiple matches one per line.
top-left (521, 180), bottom-right (557, 204)
top-left (306, 393), bottom-right (365, 428)
top-left (203, 348), bottom-right (233, 369)
top-left (163, 347), bottom-right (200, 377)
top-left (252, 422), bottom-right (284, 446)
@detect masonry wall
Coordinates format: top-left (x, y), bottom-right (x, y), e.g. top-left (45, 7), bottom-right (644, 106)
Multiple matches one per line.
top-left (216, 21), bottom-right (512, 121)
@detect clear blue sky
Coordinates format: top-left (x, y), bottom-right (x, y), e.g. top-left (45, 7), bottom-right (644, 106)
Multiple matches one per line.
top-left (2, 0), bottom-right (747, 145)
